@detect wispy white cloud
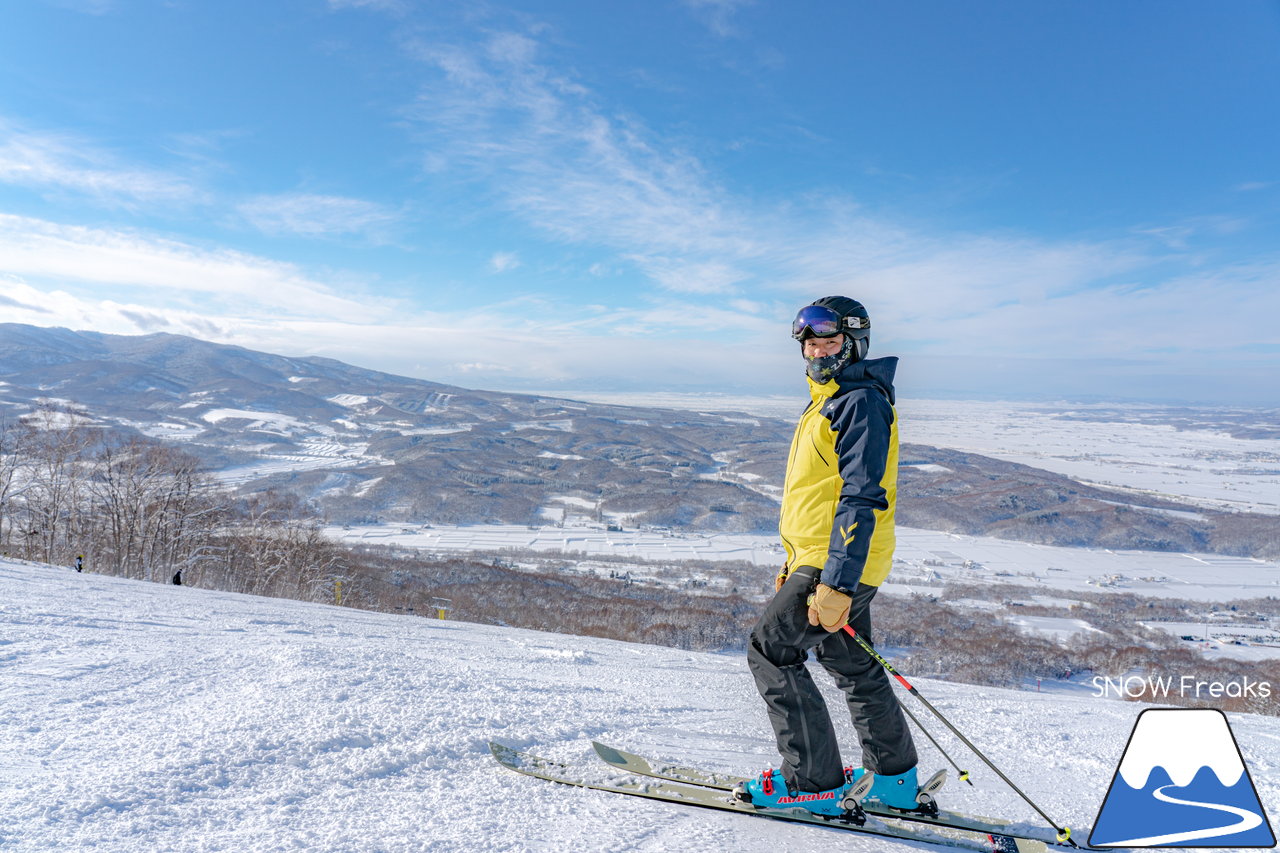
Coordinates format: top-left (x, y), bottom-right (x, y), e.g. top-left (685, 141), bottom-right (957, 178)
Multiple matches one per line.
top-left (489, 251), bottom-right (521, 273)
top-left (0, 278), bottom-right (53, 314)
top-left (824, 233), bottom-right (1153, 328)
top-left (398, 26), bottom-right (1274, 377)
top-left (406, 31), bottom-right (764, 295)
top-left (929, 259), bottom-right (1280, 391)
top-left (1132, 216), bottom-right (1248, 251)
top-left (0, 120), bottom-right (202, 207)
top-left (236, 193), bottom-right (401, 242)
top-left (161, 128), bottom-right (251, 169)
top-left (680, 0), bottom-right (756, 38)
top-left (402, 27), bottom-right (1154, 327)
top-left (455, 361), bottom-right (513, 373)
top-left (0, 214), bottom-right (382, 321)
top-left (0, 120), bottom-right (399, 245)
top-left (1, 14), bottom-right (1268, 401)
top-left (0, 276), bottom-right (228, 339)
top-left (4, 209), bottom-right (1274, 399)
top-left (0, 269), bottom-right (792, 392)
top-left (0, 208), bottom-right (784, 388)
top-left (631, 257), bottom-right (748, 294)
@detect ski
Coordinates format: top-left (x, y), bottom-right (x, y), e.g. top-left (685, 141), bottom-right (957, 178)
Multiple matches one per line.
top-left (490, 742), bottom-right (1047, 853)
top-left (590, 741), bottom-right (1084, 851)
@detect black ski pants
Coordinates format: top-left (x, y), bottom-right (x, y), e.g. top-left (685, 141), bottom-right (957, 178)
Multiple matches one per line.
top-left (747, 566), bottom-right (917, 793)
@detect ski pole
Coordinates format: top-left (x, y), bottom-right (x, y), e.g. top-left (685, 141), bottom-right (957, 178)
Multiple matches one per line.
top-left (897, 699), bottom-right (973, 786)
top-left (841, 624), bottom-right (1077, 847)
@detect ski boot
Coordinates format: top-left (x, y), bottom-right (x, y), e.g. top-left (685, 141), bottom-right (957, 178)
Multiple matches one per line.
top-left (732, 768), bottom-right (872, 822)
top-left (846, 766), bottom-right (946, 814)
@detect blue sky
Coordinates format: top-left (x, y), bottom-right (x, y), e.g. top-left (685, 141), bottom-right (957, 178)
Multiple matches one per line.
top-left (1, 0), bottom-right (1278, 404)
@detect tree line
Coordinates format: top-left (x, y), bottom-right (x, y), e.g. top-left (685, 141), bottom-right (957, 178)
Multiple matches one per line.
top-left (0, 407), bottom-right (344, 600)
top-left (871, 588), bottom-right (1280, 716)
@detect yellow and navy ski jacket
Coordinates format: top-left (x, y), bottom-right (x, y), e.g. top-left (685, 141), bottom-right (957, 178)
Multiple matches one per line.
top-left (779, 356), bottom-right (899, 591)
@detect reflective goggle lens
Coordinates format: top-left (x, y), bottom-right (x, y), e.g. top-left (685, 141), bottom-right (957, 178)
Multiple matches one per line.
top-left (792, 305), bottom-right (842, 340)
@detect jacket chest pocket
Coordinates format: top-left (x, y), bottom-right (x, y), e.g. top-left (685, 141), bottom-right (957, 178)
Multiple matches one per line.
top-left (808, 431), bottom-right (832, 468)
top-left (798, 409), bottom-right (836, 474)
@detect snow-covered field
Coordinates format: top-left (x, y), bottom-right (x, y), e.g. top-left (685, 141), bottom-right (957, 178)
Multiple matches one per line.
top-left (889, 528), bottom-right (1280, 603)
top-left (328, 522), bottom-right (787, 565)
top-left (6, 560), bottom-right (1279, 852)
top-left (327, 522), bottom-right (1280, 603)
top-left (541, 393), bottom-right (1280, 516)
top-left (1140, 621), bottom-right (1280, 663)
top-left (214, 441), bottom-right (380, 487)
top-left (1001, 615), bottom-right (1106, 644)
top-left (899, 400), bottom-right (1280, 516)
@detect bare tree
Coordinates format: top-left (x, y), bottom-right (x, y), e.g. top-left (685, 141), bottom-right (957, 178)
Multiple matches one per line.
top-left (90, 438), bottom-right (220, 581)
top-left (3, 415), bottom-right (341, 604)
top-left (20, 405), bottom-right (95, 565)
top-left (218, 491), bottom-right (340, 599)
top-left (0, 417), bottom-right (31, 550)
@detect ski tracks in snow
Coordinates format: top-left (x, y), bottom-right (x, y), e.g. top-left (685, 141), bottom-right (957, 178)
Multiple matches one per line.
top-left (3, 559), bottom-right (1278, 851)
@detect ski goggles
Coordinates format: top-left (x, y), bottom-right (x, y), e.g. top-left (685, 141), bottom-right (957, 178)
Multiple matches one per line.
top-left (791, 305), bottom-right (869, 340)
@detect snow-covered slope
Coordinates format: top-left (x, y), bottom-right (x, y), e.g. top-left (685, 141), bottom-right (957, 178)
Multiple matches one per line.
top-left (4, 562), bottom-right (1278, 852)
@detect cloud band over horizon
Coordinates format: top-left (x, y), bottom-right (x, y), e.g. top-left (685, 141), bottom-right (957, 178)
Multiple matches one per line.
top-left (0, 1), bottom-right (1277, 404)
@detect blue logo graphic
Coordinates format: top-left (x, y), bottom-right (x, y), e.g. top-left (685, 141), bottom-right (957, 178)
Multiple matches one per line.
top-left (1090, 708), bottom-right (1275, 848)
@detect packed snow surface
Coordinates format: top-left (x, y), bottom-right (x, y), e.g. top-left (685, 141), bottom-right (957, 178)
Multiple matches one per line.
top-left (327, 522), bottom-right (1280, 602)
top-left (5, 560), bottom-right (1279, 852)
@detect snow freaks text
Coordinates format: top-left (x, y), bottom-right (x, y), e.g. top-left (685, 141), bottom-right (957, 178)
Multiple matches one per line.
top-left (1092, 674), bottom-right (1273, 700)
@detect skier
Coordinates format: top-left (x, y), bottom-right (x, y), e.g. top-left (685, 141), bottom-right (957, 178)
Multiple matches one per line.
top-left (740, 296), bottom-right (920, 817)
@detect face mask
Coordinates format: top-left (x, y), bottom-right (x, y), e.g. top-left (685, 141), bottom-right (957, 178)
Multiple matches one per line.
top-left (804, 334), bottom-right (857, 382)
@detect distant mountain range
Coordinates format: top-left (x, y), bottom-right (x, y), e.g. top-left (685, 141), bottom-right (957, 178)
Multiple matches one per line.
top-left (0, 324), bottom-right (788, 532)
top-left (0, 324), bottom-right (1274, 558)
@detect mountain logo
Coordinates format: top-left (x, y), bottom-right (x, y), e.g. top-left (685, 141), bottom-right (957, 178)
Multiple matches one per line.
top-left (1090, 708), bottom-right (1276, 848)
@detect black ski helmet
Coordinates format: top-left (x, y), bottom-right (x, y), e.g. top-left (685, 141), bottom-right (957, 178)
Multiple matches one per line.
top-left (795, 296), bottom-right (871, 382)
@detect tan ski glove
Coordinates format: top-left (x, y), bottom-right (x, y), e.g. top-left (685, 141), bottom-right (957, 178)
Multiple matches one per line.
top-left (806, 584), bottom-right (852, 632)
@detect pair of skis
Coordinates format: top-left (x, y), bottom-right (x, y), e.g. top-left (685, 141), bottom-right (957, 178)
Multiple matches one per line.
top-left (490, 741), bottom-right (1089, 852)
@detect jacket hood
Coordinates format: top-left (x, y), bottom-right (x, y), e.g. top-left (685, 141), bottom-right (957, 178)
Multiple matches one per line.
top-left (808, 356), bottom-right (897, 405)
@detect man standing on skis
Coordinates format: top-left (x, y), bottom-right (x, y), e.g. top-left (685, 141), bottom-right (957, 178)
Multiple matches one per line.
top-left (740, 296), bottom-right (920, 816)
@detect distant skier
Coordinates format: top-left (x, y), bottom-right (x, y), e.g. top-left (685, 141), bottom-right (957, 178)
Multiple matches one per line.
top-left (739, 297), bottom-right (920, 816)
top-left (75, 554), bottom-right (84, 573)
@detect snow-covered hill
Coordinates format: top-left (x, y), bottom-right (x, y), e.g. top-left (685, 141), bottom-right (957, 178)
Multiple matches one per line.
top-left (5, 561), bottom-right (1278, 852)
top-left (0, 323), bottom-right (788, 532)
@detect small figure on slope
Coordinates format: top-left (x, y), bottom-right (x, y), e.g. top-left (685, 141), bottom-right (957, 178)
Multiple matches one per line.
top-left (738, 297), bottom-right (922, 817)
